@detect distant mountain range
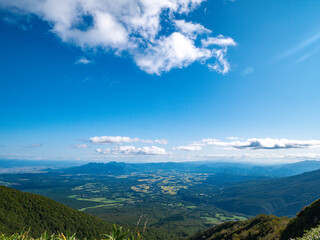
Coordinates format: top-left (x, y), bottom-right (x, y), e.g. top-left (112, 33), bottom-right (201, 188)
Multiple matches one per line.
top-left (60, 160), bottom-right (320, 177)
top-left (199, 168), bottom-right (320, 216)
top-left (2, 159), bottom-right (320, 178)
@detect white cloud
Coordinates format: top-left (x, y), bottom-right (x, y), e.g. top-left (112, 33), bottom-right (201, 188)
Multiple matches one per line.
top-left (135, 32), bottom-right (212, 74)
top-left (96, 145), bottom-right (167, 155)
top-left (0, 0), bottom-right (236, 75)
top-left (207, 48), bottom-right (231, 74)
top-left (155, 139), bottom-right (168, 145)
top-left (90, 136), bottom-right (140, 144)
top-left (193, 137), bottom-right (320, 150)
top-left (75, 56), bottom-right (92, 64)
top-left (174, 19), bottom-right (211, 38)
top-left (70, 144), bottom-right (89, 149)
top-left (173, 145), bottom-right (202, 151)
top-left (90, 135), bottom-right (169, 145)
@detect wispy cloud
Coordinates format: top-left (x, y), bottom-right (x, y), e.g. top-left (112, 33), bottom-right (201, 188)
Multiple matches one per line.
top-left (0, 8), bottom-right (34, 31)
top-left (75, 56), bottom-right (92, 65)
top-left (173, 145), bottom-right (202, 151)
top-left (70, 144), bottom-right (89, 149)
top-left (96, 145), bottom-right (167, 155)
top-left (277, 32), bottom-right (320, 60)
top-left (241, 66), bottom-right (254, 76)
top-left (0, 0), bottom-right (236, 75)
top-left (295, 46), bottom-right (320, 64)
top-left (20, 143), bottom-right (43, 149)
top-left (155, 139), bottom-right (168, 145)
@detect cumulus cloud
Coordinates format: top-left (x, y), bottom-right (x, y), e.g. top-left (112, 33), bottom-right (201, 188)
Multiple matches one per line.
top-left (193, 138), bottom-right (320, 150)
top-left (96, 145), bottom-right (167, 155)
top-left (70, 144), bottom-right (89, 149)
top-left (0, 0), bottom-right (236, 75)
top-left (134, 32), bottom-right (212, 74)
top-left (173, 145), bottom-right (202, 151)
top-left (75, 56), bottom-right (92, 64)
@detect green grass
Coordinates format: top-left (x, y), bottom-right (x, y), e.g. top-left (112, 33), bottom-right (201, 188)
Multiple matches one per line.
top-left (186, 206), bottom-right (197, 209)
top-left (201, 217), bottom-right (221, 224)
top-left (0, 225), bottom-right (143, 240)
top-left (293, 225), bottom-right (320, 240)
top-left (67, 196), bottom-right (132, 211)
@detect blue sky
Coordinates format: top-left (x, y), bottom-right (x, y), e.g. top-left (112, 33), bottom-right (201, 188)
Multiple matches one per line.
top-left (1, 0), bottom-right (320, 163)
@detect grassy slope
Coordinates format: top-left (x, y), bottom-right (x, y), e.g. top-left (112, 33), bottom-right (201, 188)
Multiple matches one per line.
top-left (281, 198), bottom-right (320, 240)
top-left (0, 185), bottom-right (113, 239)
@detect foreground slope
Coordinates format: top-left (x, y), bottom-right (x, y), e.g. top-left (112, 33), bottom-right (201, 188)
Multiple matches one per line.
top-left (188, 196), bottom-right (320, 240)
top-left (187, 214), bottom-right (289, 240)
top-left (281, 198), bottom-right (320, 240)
top-left (0, 185), bottom-right (113, 239)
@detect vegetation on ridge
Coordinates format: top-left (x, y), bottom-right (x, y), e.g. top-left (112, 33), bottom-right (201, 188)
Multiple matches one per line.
top-left (0, 224), bottom-right (142, 240)
top-left (281, 199), bottom-right (320, 240)
top-left (187, 214), bottom-right (289, 240)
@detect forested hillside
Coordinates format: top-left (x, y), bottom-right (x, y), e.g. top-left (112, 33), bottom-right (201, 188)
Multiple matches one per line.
top-left (0, 185), bottom-right (113, 239)
top-left (180, 168), bottom-right (320, 217)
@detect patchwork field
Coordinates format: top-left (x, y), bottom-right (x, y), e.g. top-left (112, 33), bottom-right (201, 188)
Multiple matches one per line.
top-left (0, 170), bottom-right (247, 239)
